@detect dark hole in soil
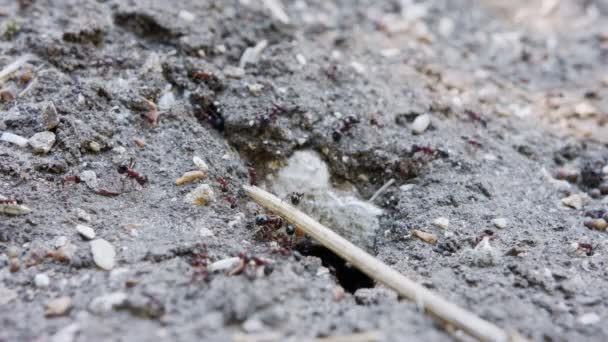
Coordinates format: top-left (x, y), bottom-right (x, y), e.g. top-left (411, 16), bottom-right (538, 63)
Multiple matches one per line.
top-left (296, 241), bottom-right (374, 293)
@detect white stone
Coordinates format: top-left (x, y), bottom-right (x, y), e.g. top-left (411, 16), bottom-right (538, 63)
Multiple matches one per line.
top-left (411, 114), bottom-right (431, 134)
top-left (400, 184), bottom-right (415, 192)
top-left (76, 224), bottom-right (96, 240)
top-left (1, 132), bottom-right (28, 147)
top-left (224, 66), bottom-right (245, 79)
top-left (242, 318), bottom-right (265, 333)
top-left (193, 156), bottom-right (209, 172)
top-left (209, 257), bottom-right (241, 272)
top-left (602, 165), bottom-right (608, 176)
top-left (574, 102), bottom-right (597, 117)
top-left (578, 312), bottom-right (600, 325)
top-left (562, 194), bottom-right (584, 210)
top-left (492, 218), bottom-right (508, 229)
top-left (178, 10), bottom-right (196, 22)
top-left (79, 170), bottom-right (98, 189)
top-left (74, 208), bottom-right (91, 222)
top-left (239, 40), bottom-right (268, 68)
top-left (199, 227), bottom-right (214, 237)
top-left (432, 217), bottom-right (449, 229)
top-left (89, 292), bottom-right (127, 314)
top-left (185, 184), bottom-right (215, 205)
top-left (28, 131), bottom-right (56, 153)
top-left (296, 54), bottom-right (307, 65)
top-left (53, 236), bottom-right (68, 248)
top-left (90, 239), bottom-right (116, 270)
top-left (51, 323), bottom-right (80, 342)
top-left (34, 273), bottom-right (50, 288)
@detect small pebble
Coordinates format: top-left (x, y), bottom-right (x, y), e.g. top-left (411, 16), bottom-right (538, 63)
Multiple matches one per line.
top-left (28, 131), bottom-right (56, 153)
top-left (584, 218), bottom-right (608, 231)
top-left (574, 102), bottom-right (597, 117)
top-left (76, 224), bottom-right (96, 240)
top-left (89, 292), bottom-right (127, 314)
top-left (0, 201), bottom-right (32, 215)
top-left (199, 227), bottom-right (214, 237)
top-left (51, 323), bottom-right (79, 342)
top-left (9, 258), bottom-right (20, 272)
top-left (175, 170), bottom-right (206, 185)
top-left (432, 217), bottom-right (449, 229)
top-left (578, 312), bottom-right (600, 325)
top-left (411, 114), bottom-right (431, 134)
top-left (42, 101), bottom-right (59, 130)
top-left (492, 218), bottom-right (508, 229)
top-left (53, 236), bottom-right (68, 248)
top-left (45, 296), bottom-right (72, 317)
top-left (411, 229), bottom-right (437, 245)
top-left (79, 170), bottom-right (98, 189)
top-left (400, 184), bottom-right (415, 192)
top-left (34, 273), bottom-right (50, 288)
top-left (224, 66), bottom-right (245, 79)
top-left (1, 132), bottom-right (29, 147)
top-left (74, 208), bottom-right (91, 222)
top-left (332, 286), bottom-right (345, 302)
top-left (602, 165), bottom-right (608, 176)
top-left (562, 194), bottom-right (584, 210)
top-left (6, 245), bottom-right (20, 258)
top-left (185, 184), bottom-right (215, 205)
top-left (90, 239), bottom-right (116, 270)
top-left (242, 319), bottom-right (265, 333)
top-left (178, 10), bottom-right (195, 22)
top-left (209, 257), bottom-right (241, 272)
top-left (89, 141), bottom-right (101, 152)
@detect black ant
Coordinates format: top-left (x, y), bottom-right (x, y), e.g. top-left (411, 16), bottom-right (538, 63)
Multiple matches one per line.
top-left (289, 192), bottom-right (303, 205)
top-left (255, 214), bottom-right (283, 229)
top-left (117, 158), bottom-right (148, 186)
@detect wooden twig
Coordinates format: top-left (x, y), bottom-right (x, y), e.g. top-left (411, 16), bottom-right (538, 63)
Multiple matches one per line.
top-left (0, 54), bottom-right (33, 84)
top-left (368, 178), bottom-right (394, 202)
top-left (314, 331), bottom-right (383, 342)
top-left (243, 185), bottom-right (527, 342)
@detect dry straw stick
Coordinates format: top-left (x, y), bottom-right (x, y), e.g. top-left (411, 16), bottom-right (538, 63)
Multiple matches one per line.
top-left (244, 185), bottom-right (527, 342)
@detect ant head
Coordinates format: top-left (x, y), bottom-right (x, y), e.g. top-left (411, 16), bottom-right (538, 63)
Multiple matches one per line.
top-left (117, 165), bottom-right (128, 174)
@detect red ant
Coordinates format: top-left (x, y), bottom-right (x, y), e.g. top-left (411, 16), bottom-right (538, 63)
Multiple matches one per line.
top-left (224, 196), bottom-right (237, 208)
top-left (189, 251), bottom-right (210, 281)
top-left (462, 136), bottom-right (483, 148)
top-left (578, 243), bottom-right (594, 256)
top-left (117, 158), bottom-right (148, 186)
top-left (217, 177), bottom-right (230, 192)
top-left (228, 252), bottom-right (271, 276)
top-left (370, 112), bottom-right (384, 127)
top-left (464, 109), bottom-right (487, 127)
top-left (411, 145), bottom-right (449, 158)
top-left (257, 104), bottom-right (284, 128)
top-left (0, 198), bottom-right (20, 204)
top-left (62, 175), bottom-right (81, 187)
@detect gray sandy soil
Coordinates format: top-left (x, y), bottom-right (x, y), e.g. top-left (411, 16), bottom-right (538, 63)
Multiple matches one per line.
top-left (1, 0), bottom-right (608, 341)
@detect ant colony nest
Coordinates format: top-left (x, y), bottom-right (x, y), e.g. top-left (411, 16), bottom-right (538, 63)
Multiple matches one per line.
top-left (268, 150), bottom-right (382, 252)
